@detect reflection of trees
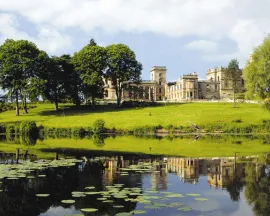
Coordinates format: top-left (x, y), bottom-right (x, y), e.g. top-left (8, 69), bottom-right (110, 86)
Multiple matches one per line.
top-left (245, 162), bottom-right (270, 216)
top-left (226, 177), bottom-right (245, 202)
top-left (93, 134), bottom-right (106, 147)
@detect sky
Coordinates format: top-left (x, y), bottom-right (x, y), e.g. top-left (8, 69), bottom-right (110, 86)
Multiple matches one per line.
top-left (0, 0), bottom-right (270, 84)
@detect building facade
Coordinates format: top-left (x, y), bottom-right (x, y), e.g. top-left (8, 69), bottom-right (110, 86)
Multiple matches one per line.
top-left (104, 66), bottom-right (245, 102)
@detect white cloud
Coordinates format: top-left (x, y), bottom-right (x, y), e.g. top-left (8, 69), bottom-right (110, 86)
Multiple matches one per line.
top-left (185, 40), bottom-right (218, 53)
top-left (0, 0), bottom-right (270, 62)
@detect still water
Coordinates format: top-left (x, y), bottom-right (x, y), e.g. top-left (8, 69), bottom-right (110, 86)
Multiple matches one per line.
top-left (0, 149), bottom-right (269, 216)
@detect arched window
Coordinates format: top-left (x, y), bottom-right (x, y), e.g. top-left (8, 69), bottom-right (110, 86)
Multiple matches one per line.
top-left (218, 76), bottom-right (220, 81)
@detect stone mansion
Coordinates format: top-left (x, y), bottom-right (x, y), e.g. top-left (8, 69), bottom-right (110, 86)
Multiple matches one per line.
top-left (104, 66), bottom-right (245, 102)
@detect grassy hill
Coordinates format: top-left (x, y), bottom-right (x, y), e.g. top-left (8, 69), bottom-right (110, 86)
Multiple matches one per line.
top-left (0, 102), bottom-right (269, 130)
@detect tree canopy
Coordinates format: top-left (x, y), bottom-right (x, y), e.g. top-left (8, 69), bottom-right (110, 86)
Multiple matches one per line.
top-left (106, 44), bottom-right (142, 107)
top-left (243, 35), bottom-right (270, 110)
top-left (0, 39), bottom-right (44, 115)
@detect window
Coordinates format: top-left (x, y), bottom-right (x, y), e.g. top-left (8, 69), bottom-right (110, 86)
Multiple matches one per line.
top-left (190, 92), bottom-right (193, 97)
top-left (159, 88), bottom-right (162, 93)
top-left (218, 76), bottom-right (220, 81)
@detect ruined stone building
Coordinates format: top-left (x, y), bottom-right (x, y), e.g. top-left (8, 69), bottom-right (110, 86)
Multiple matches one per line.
top-left (104, 66), bottom-right (245, 102)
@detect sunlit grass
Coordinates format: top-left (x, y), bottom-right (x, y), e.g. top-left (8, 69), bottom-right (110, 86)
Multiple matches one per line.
top-left (0, 102), bottom-right (269, 130)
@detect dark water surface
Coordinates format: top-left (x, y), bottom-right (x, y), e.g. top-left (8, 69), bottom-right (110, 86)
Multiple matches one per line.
top-left (0, 151), bottom-right (269, 216)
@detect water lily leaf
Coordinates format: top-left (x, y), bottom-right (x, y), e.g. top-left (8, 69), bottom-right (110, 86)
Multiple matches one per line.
top-left (61, 200), bottom-right (75, 204)
top-left (80, 208), bottom-right (98, 212)
top-left (113, 205), bottom-right (125, 208)
top-left (186, 193), bottom-right (201, 196)
top-left (195, 198), bottom-right (208, 201)
top-left (130, 210), bottom-right (146, 215)
top-left (166, 194), bottom-right (185, 198)
top-left (178, 207), bottom-right (192, 211)
top-left (85, 186), bottom-right (95, 190)
top-left (36, 194), bottom-right (50, 197)
top-left (115, 213), bottom-right (131, 216)
top-left (144, 206), bottom-right (161, 209)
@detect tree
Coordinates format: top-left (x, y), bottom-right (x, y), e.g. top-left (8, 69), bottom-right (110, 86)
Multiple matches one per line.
top-left (224, 59), bottom-right (242, 108)
top-left (58, 55), bottom-right (81, 107)
top-left (41, 56), bottom-right (66, 111)
top-left (243, 35), bottom-right (270, 110)
top-left (72, 45), bottom-right (107, 106)
top-left (106, 44), bottom-right (142, 107)
top-left (0, 39), bottom-right (44, 116)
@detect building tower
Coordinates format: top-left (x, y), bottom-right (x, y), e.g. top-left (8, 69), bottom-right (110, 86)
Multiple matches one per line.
top-left (150, 66), bottom-right (167, 101)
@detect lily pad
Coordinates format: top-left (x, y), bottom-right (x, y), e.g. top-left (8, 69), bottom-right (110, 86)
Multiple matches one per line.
top-left (195, 198), bottom-right (208, 201)
top-left (178, 207), bottom-right (192, 211)
top-left (130, 210), bottom-right (146, 215)
top-left (186, 193), bottom-right (201, 196)
top-left (80, 208), bottom-right (98, 212)
top-left (61, 200), bottom-right (75, 204)
top-left (36, 194), bottom-right (50, 197)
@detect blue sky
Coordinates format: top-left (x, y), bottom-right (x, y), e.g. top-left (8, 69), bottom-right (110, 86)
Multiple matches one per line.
top-left (0, 0), bottom-right (270, 85)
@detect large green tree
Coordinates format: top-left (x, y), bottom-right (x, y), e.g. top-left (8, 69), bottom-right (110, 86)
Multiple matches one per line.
top-left (106, 44), bottom-right (142, 107)
top-left (0, 39), bottom-right (45, 116)
top-left (243, 35), bottom-right (270, 110)
top-left (224, 59), bottom-right (242, 108)
top-left (41, 56), bottom-right (67, 111)
top-left (72, 44), bottom-right (107, 106)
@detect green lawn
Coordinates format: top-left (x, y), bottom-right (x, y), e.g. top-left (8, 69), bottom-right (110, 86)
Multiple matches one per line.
top-left (0, 102), bottom-right (269, 129)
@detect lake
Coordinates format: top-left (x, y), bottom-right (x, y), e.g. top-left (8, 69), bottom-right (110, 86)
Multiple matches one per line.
top-left (0, 135), bottom-right (269, 216)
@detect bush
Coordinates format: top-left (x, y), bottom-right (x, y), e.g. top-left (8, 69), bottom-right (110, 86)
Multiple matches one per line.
top-left (20, 120), bottom-right (38, 136)
top-left (93, 119), bottom-right (105, 134)
top-left (6, 124), bottom-right (15, 134)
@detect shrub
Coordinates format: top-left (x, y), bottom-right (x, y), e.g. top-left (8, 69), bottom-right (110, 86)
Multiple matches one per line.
top-left (20, 120), bottom-right (38, 136)
top-left (93, 119), bottom-right (105, 134)
top-left (6, 124), bottom-right (15, 134)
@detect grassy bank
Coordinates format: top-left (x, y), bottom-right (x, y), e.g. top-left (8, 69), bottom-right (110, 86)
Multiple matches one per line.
top-left (0, 135), bottom-right (270, 159)
top-left (0, 102), bottom-right (269, 133)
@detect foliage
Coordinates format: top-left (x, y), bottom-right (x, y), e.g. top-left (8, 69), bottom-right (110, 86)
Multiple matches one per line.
top-left (20, 120), bottom-right (38, 136)
top-left (224, 59), bottom-right (242, 108)
top-left (72, 44), bottom-right (107, 106)
top-left (106, 44), bottom-right (142, 107)
top-left (0, 39), bottom-right (45, 116)
top-left (92, 119), bottom-right (105, 134)
top-left (243, 35), bottom-right (270, 108)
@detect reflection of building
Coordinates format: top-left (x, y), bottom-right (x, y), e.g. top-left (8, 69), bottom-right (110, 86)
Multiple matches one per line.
top-left (167, 157), bottom-right (246, 188)
top-left (207, 158), bottom-right (246, 188)
top-left (104, 66), bottom-right (245, 102)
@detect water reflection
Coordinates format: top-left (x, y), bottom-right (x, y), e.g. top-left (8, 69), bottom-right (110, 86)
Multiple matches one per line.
top-left (0, 153), bottom-right (269, 216)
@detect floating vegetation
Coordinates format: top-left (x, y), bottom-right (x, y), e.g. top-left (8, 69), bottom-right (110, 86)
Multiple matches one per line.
top-left (80, 208), bottom-right (98, 212)
top-left (64, 214), bottom-right (83, 216)
top-left (186, 193), bottom-right (201, 197)
top-left (85, 186), bottom-right (95, 190)
top-left (130, 210), bottom-right (146, 215)
top-left (115, 213), bottom-right (131, 216)
top-left (195, 198), bottom-right (208, 201)
top-left (113, 205), bottom-right (125, 208)
top-left (61, 200), bottom-right (75, 204)
top-left (177, 207), bottom-right (192, 211)
top-left (166, 193), bottom-right (185, 198)
top-left (168, 202), bottom-right (184, 207)
top-left (36, 194), bottom-right (50, 197)
top-left (144, 206), bottom-right (161, 209)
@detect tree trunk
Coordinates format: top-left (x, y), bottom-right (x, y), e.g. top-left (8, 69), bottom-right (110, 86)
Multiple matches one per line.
top-left (117, 89), bottom-right (122, 107)
top-left (91, 95), bottom-right (95, 107)
top-left (23, 96), bottom-right (28, 114)
top-left (54, 99), bottom-right (58, 111)
top-left (233, 87), bottom-right (236, 108)
top-left (15, 90), bottom-right (20, 116)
